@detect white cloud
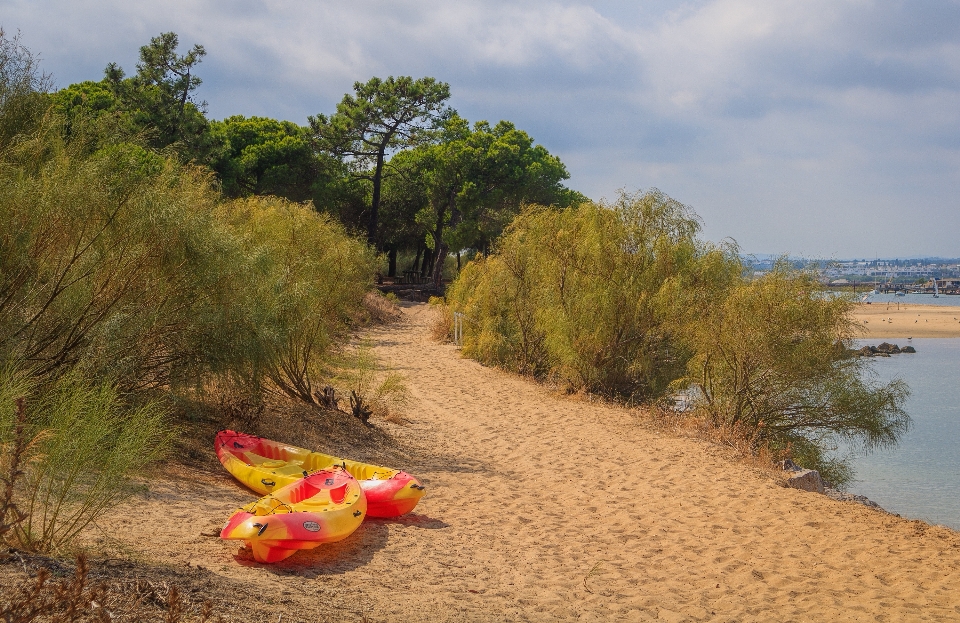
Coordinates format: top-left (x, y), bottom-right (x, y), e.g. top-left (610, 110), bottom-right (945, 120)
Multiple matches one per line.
top-left (3, 0), bottom-right (959, 256)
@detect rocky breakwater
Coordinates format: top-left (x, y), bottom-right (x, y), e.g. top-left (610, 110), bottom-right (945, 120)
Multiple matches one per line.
top-left (855, 342), bottom-right (916, 357)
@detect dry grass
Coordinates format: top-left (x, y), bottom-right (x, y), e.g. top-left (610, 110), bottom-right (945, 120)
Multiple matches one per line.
top-left (644, 404), bottom-right (784, 475)
top-left (427, 298), bottom-right (452, 342)
top-left (171, 385), bottom-right (415, 474)
top-left (0, 553), bottom-right (221, 622)
top-left (362, 291), bottom-right (402, 324)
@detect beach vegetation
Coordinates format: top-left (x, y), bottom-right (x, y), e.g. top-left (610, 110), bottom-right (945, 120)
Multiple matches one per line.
top-left (677, 263), bottom-right (910, 485)
top-left (382, 114), bottom-right (583, 287)
top-left (0, 32), bottom-right (380, 552)
top-left (3, 370), bottom-right (172, 552)
top-left (448, 190), bottom-right (734, 397)
top-left (50, 33), bottom-right (584, 285)
top-left (0, 552), bottom-right (221, 621)
top-left (332, 341), bottom-right (411, 426)
top-left (214, 196), bottom-right (377, 403)
top-left (447, 195), bottom-right (910, 486)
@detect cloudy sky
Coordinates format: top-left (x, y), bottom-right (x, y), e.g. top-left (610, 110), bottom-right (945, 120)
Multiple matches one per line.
top-left (4, 0), bottom-right (959, 258)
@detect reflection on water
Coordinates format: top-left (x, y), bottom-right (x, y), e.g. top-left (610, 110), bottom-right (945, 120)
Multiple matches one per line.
top-left (848, 338), bottom-right (960, 530)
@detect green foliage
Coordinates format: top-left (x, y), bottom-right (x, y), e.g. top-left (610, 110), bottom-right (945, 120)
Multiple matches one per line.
top-left (103, 32), bottom-right (212, 161)
top-left (449, 191), bottom-right (722, 397)
top-left (3, 371), bottom-right (172, 552)
top-left (449, 195), bottom-right (910, 485)
top-left (0, 38), bottom-right (382, 551)
top-left (209, 115), bottom-right (333, 201)
top-left (381, 114), bottom-right (581, 284)
top-left (215, 196), bottom-right (378, 403)
top-left (51, 32), bottom-right (215, 163)
top-left (0, 128), bottom-right (234, 389)
top-left (310, 75), bottom-right (454, 244)
top-left (678, 265), bottom-right (910, 486)
top-left (0, 29), bottom-right (51, 148)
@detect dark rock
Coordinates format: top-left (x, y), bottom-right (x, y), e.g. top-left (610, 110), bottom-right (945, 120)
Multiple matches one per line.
top-left (778, 459), bottom-right (802, 472)
top-left (785, 469), bottom-right (825, 494)
top-left (825, 488), bottom-right (888, 512)
top-left (858, 343), bottom-right (916, 356)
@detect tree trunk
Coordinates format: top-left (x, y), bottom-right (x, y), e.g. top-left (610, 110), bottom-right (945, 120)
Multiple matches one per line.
top-left (432, 242), bottom-right (449, 289)
top-left (387, 247), bottom-right (397, 277)
top-left (457, 251), bottom-right (461, 272)
top-left (421, 247), bottom-right (433, 278)
top-left (412, 243), bottom-right (423, 273)
top-left (432, 192), bottom-right (459, 289)
top-left (368, 148), bottom-right (386, 246)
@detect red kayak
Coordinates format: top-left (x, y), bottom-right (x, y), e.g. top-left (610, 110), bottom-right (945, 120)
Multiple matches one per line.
top-left (220, 467), bottom-right (366, 563)
top-left (215, 430), bottom-right (425, 518)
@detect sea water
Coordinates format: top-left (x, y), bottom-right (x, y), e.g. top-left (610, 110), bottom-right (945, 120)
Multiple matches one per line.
top-left (846, 338), bottom-right (960, 530)
top-left (859, 292), bottom-right (960, 308)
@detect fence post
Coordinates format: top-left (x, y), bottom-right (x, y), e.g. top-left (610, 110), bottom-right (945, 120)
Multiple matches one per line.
top-left (453, 312), bottom-right (464, 348)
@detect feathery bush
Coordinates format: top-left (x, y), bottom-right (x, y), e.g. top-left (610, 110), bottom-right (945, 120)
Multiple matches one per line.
top-left (0, 368), bottom-right (172, 552)
top-left (0, 131), bottom-right (242, 391)
top-left (448, 190), bottom-right (730, 398)
top-left (0, 32), bottom-right (380, 552)
top-left (447, 192), bottom-right (909, 485)
top-left (214, 196), bottom-right (377, 402)
top-left (676, 264), bottom-right (910, 486)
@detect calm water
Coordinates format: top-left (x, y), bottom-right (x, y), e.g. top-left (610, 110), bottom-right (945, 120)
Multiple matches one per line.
top-left (846, 338), bottom-right (960, 530)
top-left (858, 292), bottom-right (960, 308)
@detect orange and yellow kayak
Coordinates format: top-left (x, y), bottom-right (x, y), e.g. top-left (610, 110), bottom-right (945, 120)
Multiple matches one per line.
top-left (215, 430), bottom-right (425, 518)
top-left (220, 467), bottom-right (366, 563)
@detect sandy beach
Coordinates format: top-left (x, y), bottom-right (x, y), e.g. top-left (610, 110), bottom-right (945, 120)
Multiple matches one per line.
top-left (851, 302), bottom-right (960, 338)
top-left (21, 302), bottom-right (960, 622)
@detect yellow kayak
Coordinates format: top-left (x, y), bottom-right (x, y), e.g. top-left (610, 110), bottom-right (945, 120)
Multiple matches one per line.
top-left (220, 466), bottom-right (366, 563)
top-left (215, 430), bottom-right (425, 518)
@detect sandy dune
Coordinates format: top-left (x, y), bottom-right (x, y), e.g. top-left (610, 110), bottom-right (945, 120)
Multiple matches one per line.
top-left (90, 302), bottom-right (960, 622)
top-left (852, 302), bottom-right (960, 338)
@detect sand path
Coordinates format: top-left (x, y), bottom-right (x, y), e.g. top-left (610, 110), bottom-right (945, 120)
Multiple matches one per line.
top-left (96, 302), bottom-right (960, 622)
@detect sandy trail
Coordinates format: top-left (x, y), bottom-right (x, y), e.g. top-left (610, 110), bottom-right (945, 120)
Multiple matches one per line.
top-left (94, 302), bottom-right (960, 622)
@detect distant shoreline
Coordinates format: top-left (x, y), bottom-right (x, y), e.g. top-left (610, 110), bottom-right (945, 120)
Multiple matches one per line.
top-left (851, 303), bottom-right (960, 338)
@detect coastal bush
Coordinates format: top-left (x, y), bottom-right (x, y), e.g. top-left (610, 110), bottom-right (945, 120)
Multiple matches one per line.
top-left (0, 133), bottom-right (243, 390)
top-left (0, 34), bottom-right (381, 552)
top-left (677, 264), bottom-right (910, 486)
top-left (4, 371), bottom-right (172, 552)
top-left (215, 196), bottom-right (378, 403)
top-left (447, 193), bottom-right (910, 485)
top-left (447, 191), bottom-right (735, 398)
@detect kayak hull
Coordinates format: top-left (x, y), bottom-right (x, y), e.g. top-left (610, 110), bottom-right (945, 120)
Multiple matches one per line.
top-left (220, 468), bottom-right (366, 563)
top-left (215, 430), bottom-right (425, 518)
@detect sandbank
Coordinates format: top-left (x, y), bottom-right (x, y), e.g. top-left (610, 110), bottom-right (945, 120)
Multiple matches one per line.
top-left (851, 302), bottom-right (960, 338)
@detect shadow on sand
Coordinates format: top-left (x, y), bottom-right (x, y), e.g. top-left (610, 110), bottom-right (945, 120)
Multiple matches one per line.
top-left (231, 512), bottom-right (449, 577)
